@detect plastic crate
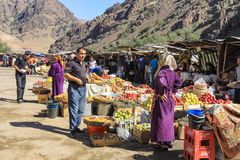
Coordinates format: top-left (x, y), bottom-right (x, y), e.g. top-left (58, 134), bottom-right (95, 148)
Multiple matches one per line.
top-left (184, 142), bottom-right (215, 160)
top-left (184, 126), bottom-right (215, 149)
top-left (117, 118), bottom-right (137, 135)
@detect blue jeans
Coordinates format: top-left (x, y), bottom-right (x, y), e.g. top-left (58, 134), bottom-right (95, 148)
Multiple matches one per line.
top-left (16, 73), bottom-right (26, 101)
top-left (68, 83), bottom-right (86, 132)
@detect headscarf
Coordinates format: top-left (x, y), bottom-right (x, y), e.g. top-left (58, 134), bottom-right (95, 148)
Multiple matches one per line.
top-left (154, 54), bottom-right (177, 78)
top-left (165, 55), bottom-right (177, 71)
top-left (55, 55), bottom-right (63, 67)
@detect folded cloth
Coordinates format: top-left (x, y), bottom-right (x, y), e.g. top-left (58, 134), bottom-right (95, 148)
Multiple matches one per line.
top-left (206, 104), bottom-right (240, 159)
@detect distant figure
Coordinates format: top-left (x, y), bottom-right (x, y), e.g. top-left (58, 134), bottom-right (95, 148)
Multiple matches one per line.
top-left (150, 55), bottom-right (159, 86)
top-left (13, 52), bottom-right (30, 103)
top-left (48, 55), bottom-right (64, 99)
top-left (2, 54), bottom-right (8, 67)
top-left (89, 56), bottom-right (97, 72)
top-left (234, 56), bottom-right (240, 104)
top-left (28, 55), bottom-right (37, 74)
top-left (138, 55), bottom-right (146, 83)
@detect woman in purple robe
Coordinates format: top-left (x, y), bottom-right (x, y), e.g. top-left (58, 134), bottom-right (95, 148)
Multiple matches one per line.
top-left (151, 54), bottom-right (182, 151)
top-left (48, 55), bottom-right (64, 99)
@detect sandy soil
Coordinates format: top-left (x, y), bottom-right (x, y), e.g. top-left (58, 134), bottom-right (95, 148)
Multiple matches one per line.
top-left (0, 67), bottom-right (184, 160)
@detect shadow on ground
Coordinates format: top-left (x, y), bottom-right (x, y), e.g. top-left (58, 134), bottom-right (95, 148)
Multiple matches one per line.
top-left (33, 110), bottom-right (47, 117)
top-left (9, 121), bottom-right (183, 155)
top-left (9, 121), bottom-right (92, 146)
top-left (0, 97), bottom-right (38, 103)
top-left (133, 150), bottom-right (184, 160)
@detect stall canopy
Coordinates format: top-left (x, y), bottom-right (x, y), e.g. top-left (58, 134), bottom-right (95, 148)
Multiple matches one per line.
top-left (33, 53), bottom-right (45, 57)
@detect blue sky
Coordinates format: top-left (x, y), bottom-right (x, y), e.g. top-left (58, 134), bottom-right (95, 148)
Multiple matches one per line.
top-left (59, 0), bottom-right (125, 20)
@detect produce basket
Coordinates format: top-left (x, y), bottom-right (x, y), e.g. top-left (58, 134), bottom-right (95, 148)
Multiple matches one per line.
top-left (83, 116), bottom-right (115, 127)
top-left (87, 125), bottom-right (109, 135)
top-left (133, 123), bottom-right (151, 144)
top-left (90, 133), bottom-right (123, 147)
top-left (93, 95), bottom-right (113, 104)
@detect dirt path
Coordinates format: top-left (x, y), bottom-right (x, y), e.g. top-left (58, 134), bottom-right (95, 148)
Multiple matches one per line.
top-left (0, 67), bottom-right (184, 160)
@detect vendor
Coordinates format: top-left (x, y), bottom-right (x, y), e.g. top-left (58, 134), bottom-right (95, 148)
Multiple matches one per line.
top-left (234, 56), bottom-right (240, 103)
top-left (205, 63), bottom-right (216, 75)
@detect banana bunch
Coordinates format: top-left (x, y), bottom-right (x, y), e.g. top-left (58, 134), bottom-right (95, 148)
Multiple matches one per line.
top-left (91, 73), bottom-right (103, 80)
top-left (91, 79), bottom-right (104, 86)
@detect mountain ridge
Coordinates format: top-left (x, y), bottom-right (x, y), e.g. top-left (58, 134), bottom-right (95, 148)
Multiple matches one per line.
top-left (49, 0), bottom-right (240, 53)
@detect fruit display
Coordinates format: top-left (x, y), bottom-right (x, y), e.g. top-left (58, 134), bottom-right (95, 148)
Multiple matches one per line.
top-left (216, 99), bottom-right (231, 104)
top-left (112, 100), bottom-right (138, 108)
top-left (91, 79), bottom-right (104, 86)
top-left (91, 73), bottom-right (103, 80)
top-left (141, 96), bottom-right (153, 111)
top-left (46, 77), bottom-right (52, 83)
top-left (102, 74), bottom-right (111, 79)
top-left (107, 77), bottom-right (125, 93)
top-left (33, 81), bottom-right (43, 88)
top-left (93, 95), bottom-right (114, 104)
top-left (198, 93), bottom-right (231, 104)
top-left (114, 111), bottom-right (135, 121)
top-left (182, 93), bottom-right (202, 105)
top-left (137, 84), bottom-right (154, 93)
top-left (118, 93), bottom-right (140, 101)
top-left (173, 95), bottom-right (183, 106)
top-left (124, 85), bottom-right (137, 91)
top-left (199, 93), bottom-right (217, 104)
top-left (134, 123), bottom-right (151, 132)
top-left (179, 85), bottom-right (193, 93)
top-left (84, 116), bottom-right (115, 126)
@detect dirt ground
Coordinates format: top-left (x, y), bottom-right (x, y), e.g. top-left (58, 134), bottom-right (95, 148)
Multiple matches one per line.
top-left (0, 67), bottom-right (184, 160)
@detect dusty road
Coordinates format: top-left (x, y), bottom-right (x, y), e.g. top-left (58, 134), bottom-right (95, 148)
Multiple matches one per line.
top-left (0, 67), bottom-right (183, 160)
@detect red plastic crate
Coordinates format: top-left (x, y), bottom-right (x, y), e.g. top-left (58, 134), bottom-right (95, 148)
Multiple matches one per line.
top-left (184, 142), bottom-right (215, 160)
top-left (184, 126), bottom-right (215, 149)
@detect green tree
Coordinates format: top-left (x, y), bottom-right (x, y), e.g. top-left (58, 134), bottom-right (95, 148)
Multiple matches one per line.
top-left (0, 41), bottom-right (11, 52)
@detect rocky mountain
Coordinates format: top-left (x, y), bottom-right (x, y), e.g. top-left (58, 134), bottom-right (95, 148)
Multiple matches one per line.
top-left (49, 0), bottom-right (240, 53)
top-left (0, 0), bottom-right (82, 52)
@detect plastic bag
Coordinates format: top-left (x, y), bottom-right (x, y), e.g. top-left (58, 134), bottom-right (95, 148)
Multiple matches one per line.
top-left (116, 127), bottom-right (132, 141)
top-left (141, 109), bottom-right (151, 123)
top-left (194, 77), bottom-right (207, 85)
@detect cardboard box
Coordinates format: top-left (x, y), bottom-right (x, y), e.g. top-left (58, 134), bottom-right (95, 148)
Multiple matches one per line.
top-left (60, 103), bottom-right (69, 118)
top-left (38, 94), bottom-right (48, 104)
top-left (178, 124), bottom-right (185, 140)
top-left (43, 82), bottom-right (52, 89)
top-left (133, 106), bottom-right (142, 116)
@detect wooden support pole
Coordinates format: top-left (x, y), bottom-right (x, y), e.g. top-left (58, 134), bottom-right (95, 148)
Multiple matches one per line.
top-left (222, 44), bottom-right (228, 74)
